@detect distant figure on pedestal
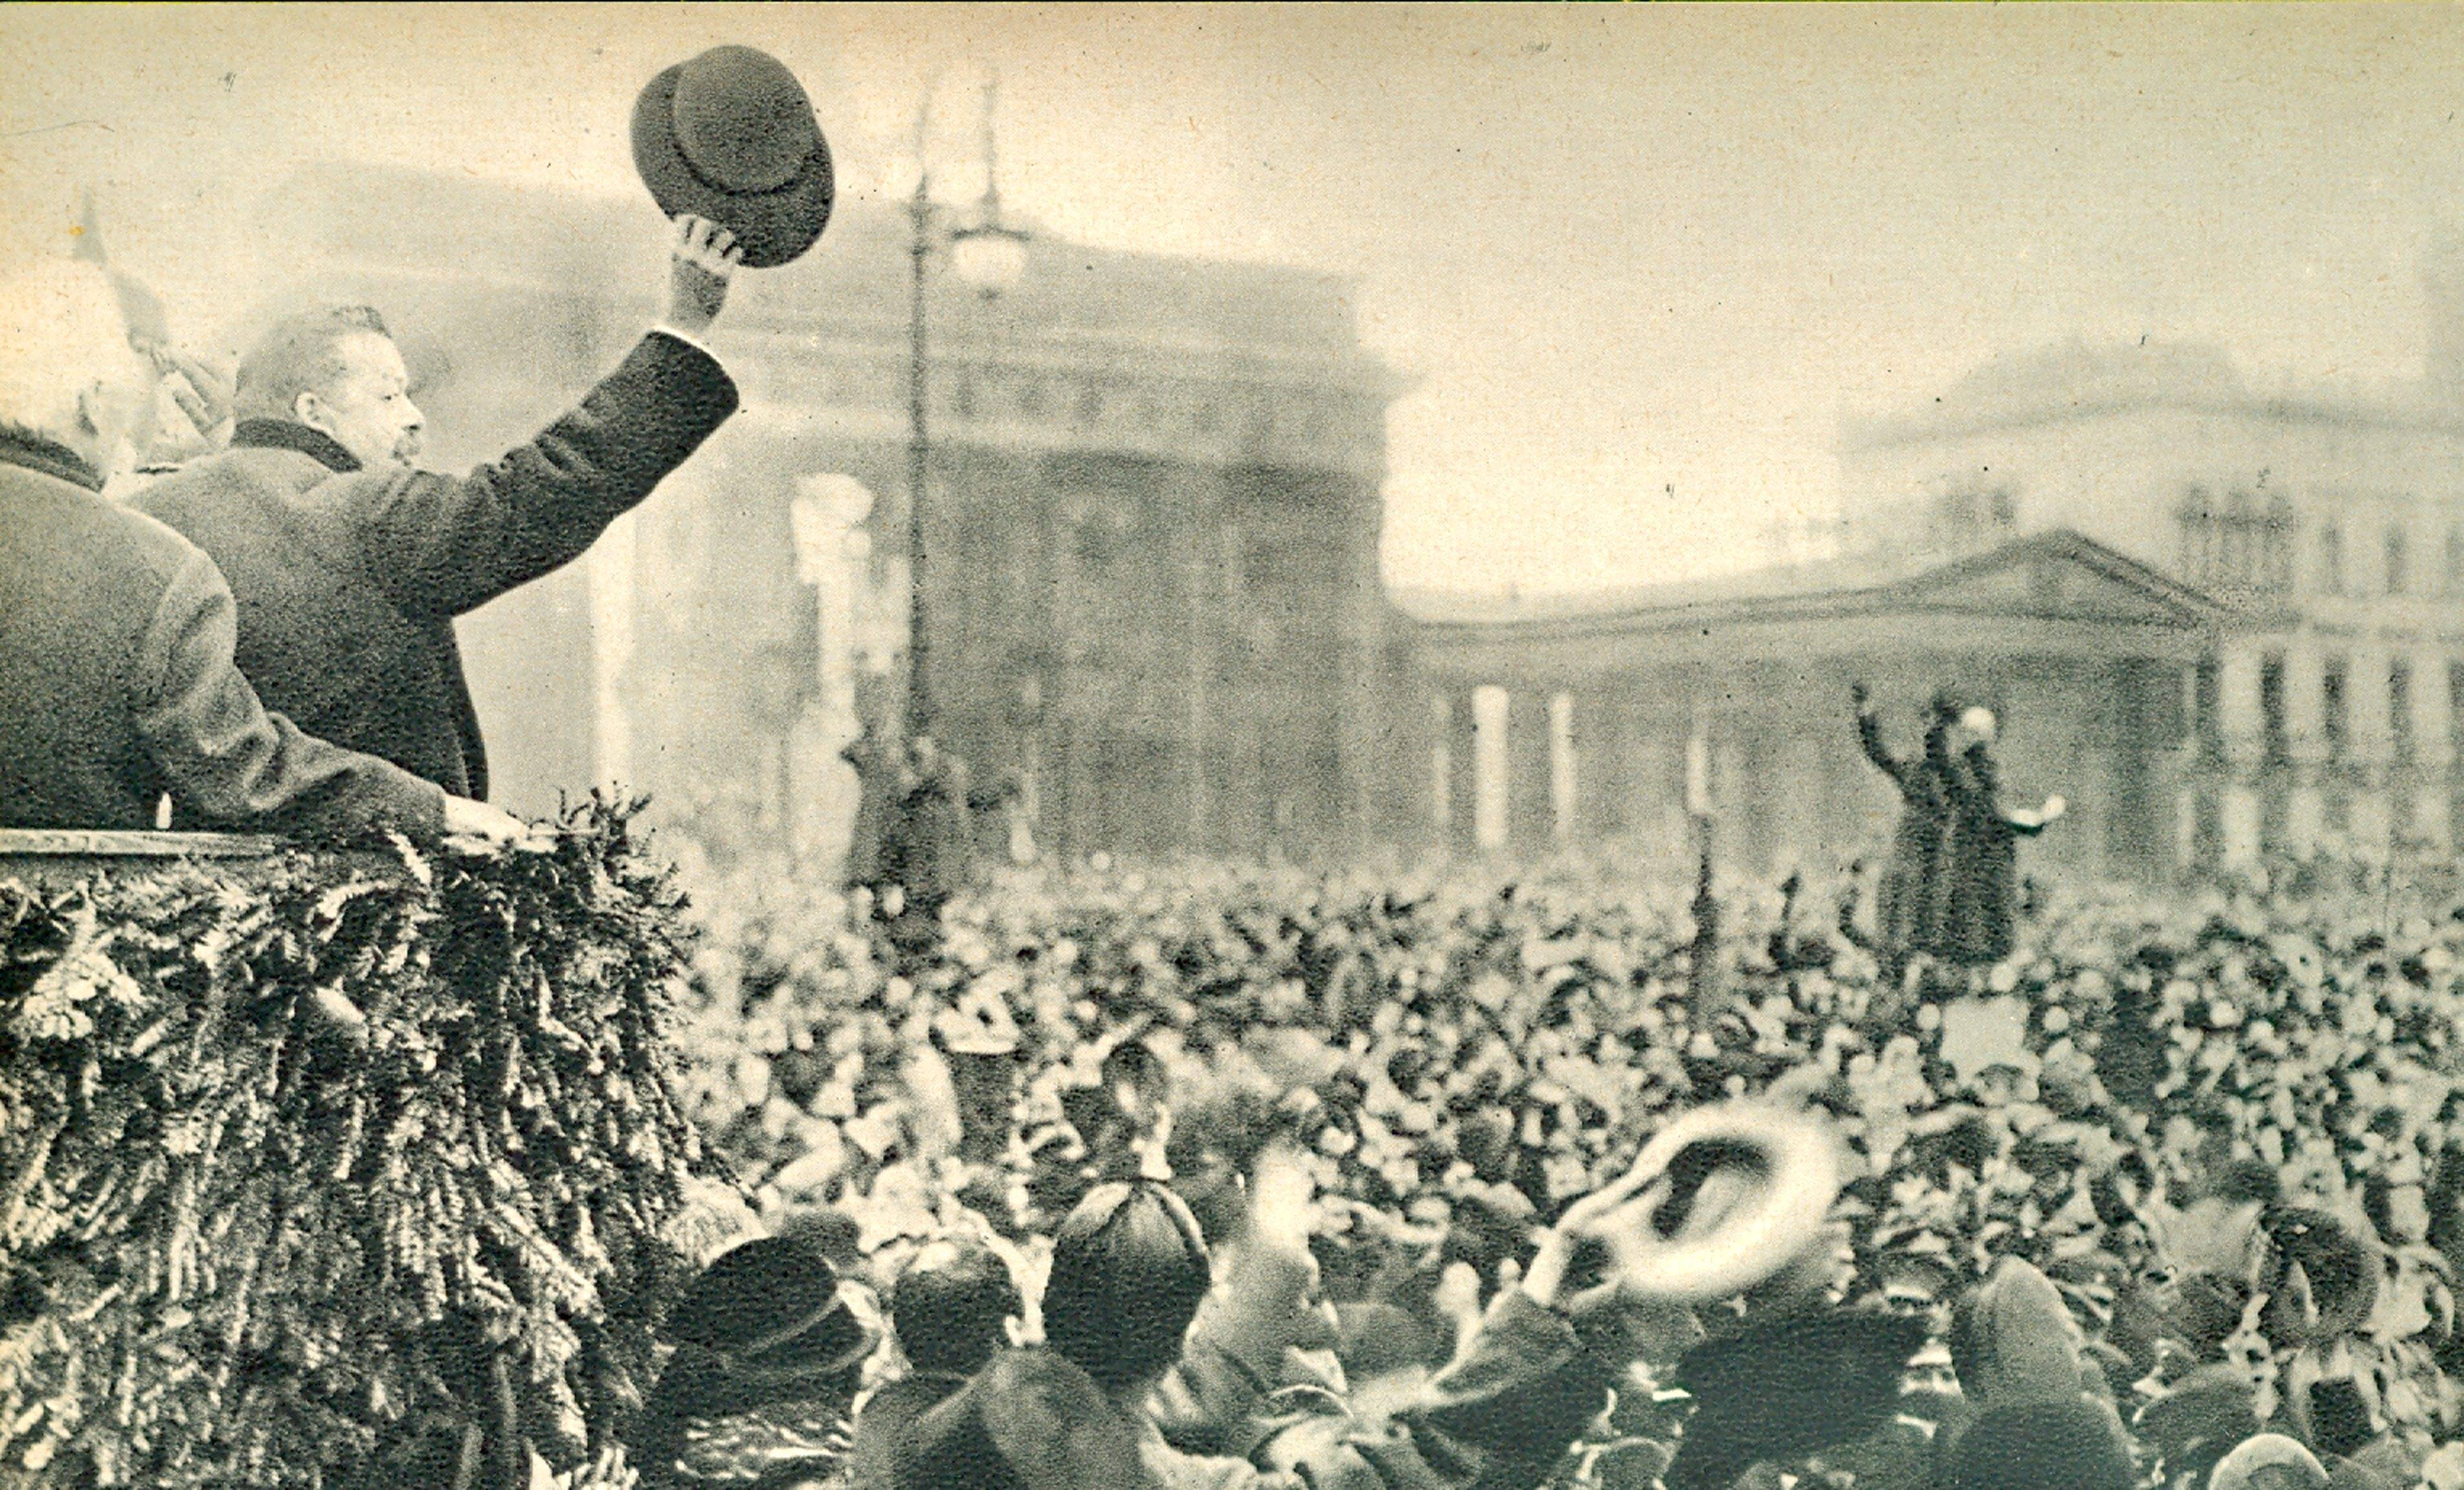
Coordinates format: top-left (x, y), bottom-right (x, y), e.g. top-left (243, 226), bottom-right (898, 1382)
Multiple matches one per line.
top-left (1851, 683), bottom-right (1957, 988)
top-left (889, 735), bottom-right (974, 918)
top-left (842, 720), bottom-right (901, 896)
top-left (1939, 707), bottom-right (2065, 968)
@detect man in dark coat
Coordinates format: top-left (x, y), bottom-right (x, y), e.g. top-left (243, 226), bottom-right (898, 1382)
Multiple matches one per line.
top-left (130, 216), bottom-right (745, 800)
top-left (0, 256), bottom-right (513, 843)
top-left (1852, 684), bottom-right (1958, 986)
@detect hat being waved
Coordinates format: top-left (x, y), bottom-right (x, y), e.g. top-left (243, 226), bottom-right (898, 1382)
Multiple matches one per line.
top-left (633, 45), bottom-right (834, 269)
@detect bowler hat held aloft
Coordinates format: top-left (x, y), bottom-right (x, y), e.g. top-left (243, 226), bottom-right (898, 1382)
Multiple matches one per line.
top-left (633, 45), bottom-right (834, 269)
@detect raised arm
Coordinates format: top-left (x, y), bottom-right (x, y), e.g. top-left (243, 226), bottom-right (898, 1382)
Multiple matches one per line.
top-left (1852, 684), bottom-right (1915, 790)
top-left (337, 217), bottom-right (743, 618)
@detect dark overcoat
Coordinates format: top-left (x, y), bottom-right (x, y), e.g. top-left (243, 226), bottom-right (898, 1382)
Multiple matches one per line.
top-left (0, 427), bottom-right (443, 838)
top-left (1857, 706), bottom-right (1954, 961)
top-left (131, 333), bottom-right (736, 799)
top-left (1938, 741), bottom-right (2048, 967)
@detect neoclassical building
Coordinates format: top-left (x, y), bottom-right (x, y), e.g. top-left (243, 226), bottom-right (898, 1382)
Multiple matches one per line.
top-left (1839, 342), bottom-right (2464, 869)
top-left (1408, 529), bottom-right (2235, 884)
top-left (1413, 339), bottom-right (2464, 882)
top-left (238, 164), bottom-right (1417, 863)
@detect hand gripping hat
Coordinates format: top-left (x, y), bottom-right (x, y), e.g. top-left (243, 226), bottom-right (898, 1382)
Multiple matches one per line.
top-left (633, 46), bottom-right (834, 269)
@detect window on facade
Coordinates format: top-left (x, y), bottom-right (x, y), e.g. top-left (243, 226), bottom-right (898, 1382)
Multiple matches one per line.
top-left (2320, 524), bottom-right (2346, 596)
top-left (2324, 657), bottom-right (2349, 759)
top-left (2450, 662), bottom-right (2464, 759)
top-left (2260, 653), bottom-right (2288, 763)
top-left (1931, 485), bottom-right (2017, 553)
top-left (2176, 488), bottom-right (2293, 593)
top-left (2392, 659), bottom-right (2415, 761)
top-left (2388, 527), bottom-right (2410, 595)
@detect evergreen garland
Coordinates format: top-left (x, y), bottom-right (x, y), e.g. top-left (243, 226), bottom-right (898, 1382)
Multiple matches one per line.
top-left (0, 797), bottom-right (711, 1487)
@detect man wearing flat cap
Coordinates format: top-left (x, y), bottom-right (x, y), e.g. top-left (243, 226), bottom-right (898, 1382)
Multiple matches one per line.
top-left (129, 215), bottom-right (745, 801)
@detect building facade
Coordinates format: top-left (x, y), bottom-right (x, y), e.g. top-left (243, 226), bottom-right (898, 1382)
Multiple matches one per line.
top-left (1837, 342), bottom-right (2464, 867)
top-left (1410, 531), bottom-right (2235, 885)
top-left (1412, 340), bottom-right (2464, 883)
top-left (230, 165), bottom-right (1417, 865)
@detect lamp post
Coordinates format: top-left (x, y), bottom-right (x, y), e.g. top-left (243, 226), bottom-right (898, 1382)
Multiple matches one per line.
top-left (860, 81), bottom-right (1029, 941)
top-left (904, 82), bottom-right (1028, 735)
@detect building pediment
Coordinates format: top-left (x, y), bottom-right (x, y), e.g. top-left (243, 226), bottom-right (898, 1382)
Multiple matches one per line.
top-left (1414, 529), bottom-right (2237, 635)
top-left (1413, 529), bottom-right (2247, 681)
top-left (1888, 530), bottom-right (2242, 628)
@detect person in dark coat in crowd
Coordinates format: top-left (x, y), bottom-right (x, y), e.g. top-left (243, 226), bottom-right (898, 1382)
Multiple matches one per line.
top-left (1937, 709), bottom-right (2064, 968)
top-left (1852, 684), bottom-right (1958, 986)
top-left (634, 1237), bottom-right (880, 1490)
top-left (874, 735), bottom-right (975, 945)
top-left (840, 721), bottom-right (901, 897)
top-left (843, 1240), bottom-right (1024, 1490)
top-left (0, 254), bottom-right (517, 845)
top-left (129, 215), bottom-right (745, 801)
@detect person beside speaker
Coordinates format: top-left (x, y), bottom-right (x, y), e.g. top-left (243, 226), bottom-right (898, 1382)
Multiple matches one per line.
top-left (0, 251), bottom-right (522, 848)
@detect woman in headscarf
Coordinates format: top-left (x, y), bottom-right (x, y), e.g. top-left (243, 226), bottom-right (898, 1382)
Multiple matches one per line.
top-left (1937, 709), bottom-right (2064, 969)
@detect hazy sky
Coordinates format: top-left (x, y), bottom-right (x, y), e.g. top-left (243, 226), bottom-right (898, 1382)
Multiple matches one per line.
top-left (6, 3), bottom-right (2464, 594)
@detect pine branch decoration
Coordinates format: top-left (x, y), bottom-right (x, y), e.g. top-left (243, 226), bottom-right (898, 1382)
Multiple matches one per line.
top-left (0, 796), bottom-right (713, 1487)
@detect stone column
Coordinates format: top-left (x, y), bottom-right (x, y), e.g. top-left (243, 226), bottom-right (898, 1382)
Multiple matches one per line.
top-left (2417, 647), bottom-right (2454, 849)
top-left (2217, 641), bottom-right (2264, 869)
top-left (787, 476), bottom-right (879, 870)
top-left (1472, 685), bottom-right (1509, 854)
top-left (1549, 691), bottom-right (1577, 847)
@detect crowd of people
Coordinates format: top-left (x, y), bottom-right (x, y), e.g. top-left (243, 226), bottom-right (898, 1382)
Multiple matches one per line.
top-left (598, 1081), bottom-right (2447, 1490)
top-left (659, 836), bottom-right (2464, 1490)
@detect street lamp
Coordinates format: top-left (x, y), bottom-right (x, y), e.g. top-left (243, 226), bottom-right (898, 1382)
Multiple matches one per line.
top-left (904, 80), bottom-right (1029, 737)
top-left (859, 80), bottom-right (1029, 942)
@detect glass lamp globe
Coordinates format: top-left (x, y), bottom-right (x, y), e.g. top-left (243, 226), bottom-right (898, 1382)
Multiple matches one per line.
top-left (950, 227), bottom-right (1029, 297)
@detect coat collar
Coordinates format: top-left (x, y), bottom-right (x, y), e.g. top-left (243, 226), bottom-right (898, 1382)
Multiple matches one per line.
top-left (0, 423), bottom-right (104, 491)
top-left (230, 418), bottom-right (362, 474)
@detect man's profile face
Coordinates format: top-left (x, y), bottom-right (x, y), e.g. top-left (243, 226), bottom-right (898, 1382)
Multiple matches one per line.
top-left (297, 332), bottom-right (423, 469)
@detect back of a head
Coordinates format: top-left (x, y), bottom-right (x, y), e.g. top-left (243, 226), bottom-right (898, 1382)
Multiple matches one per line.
top-left (1040, 1181), bottom-right (1211, 1397)
top-left (0, 256), bottom-right (147, 449)
top-left (893, 1240), bottom-right (1023, 1375)
top-left (1942, 1400), bottom-right (2134, 1490)
top-left (231, 305), bottom-right (390, 425)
